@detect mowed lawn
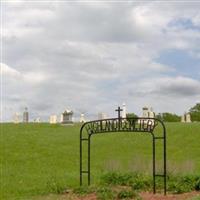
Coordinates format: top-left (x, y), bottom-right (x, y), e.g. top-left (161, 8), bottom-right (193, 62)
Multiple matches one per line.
top-left (1, 122), bottom-right (200, 200)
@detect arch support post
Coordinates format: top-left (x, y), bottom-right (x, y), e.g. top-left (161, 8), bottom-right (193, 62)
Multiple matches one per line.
top-left (153, 135), bottom-right (156, 194)
top-left (152, 129), bottom-right (167, 195)
top-left (80, 132), bottom-right (91, 186)
top-left (164, 129), bottom-right (167, 195)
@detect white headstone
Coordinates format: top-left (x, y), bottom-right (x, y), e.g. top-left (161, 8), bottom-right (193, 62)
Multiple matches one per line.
top-left (139, 106), bottom-right (155, 125)
top-left (149, 107), bottom-right (155, 118)
top-left (49, 115), bottom-right (57, 124)
top-left (122, 103), bottom-right (126, 119)
top-left (13, 112), bottom-right (20, 124)
top-left (80, 113), bottom-right (86, 123)
top-left (181, 115), bottom-right (185, 123)
top-left (142, 107), bottom-right (149, 118)
top-left (181, 112), bottom-right (191, 123)
top-left (142, 107), bottom-right (155, 118)
top-left (186, 113), bottom-right (191, 123)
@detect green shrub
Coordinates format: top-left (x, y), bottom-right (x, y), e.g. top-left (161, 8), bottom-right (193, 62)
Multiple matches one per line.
top-left (167, 175), bottom-right (200, 194)
top-left (168, 182), bottom-right (192, 194)
top-left (101, 172), bottom-right (151, 191)
top-left (101, 172), bottom-right (200, 194)
top-left (97, 186), bottom-right (115, 200)
top-left (194, 176), bottom-right (200, 191)
top-left (117, 189), bottom-right (141, 200)
top-left (100, 172), bottom-right (133, 186)
top-left (131, 174), bottom-right (151, 190)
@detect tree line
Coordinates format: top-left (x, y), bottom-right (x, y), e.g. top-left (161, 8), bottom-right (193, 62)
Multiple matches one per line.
top-left (126, 103), bottom-right (200, 122)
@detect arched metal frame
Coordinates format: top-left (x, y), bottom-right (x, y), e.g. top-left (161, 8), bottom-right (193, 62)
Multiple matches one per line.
top-left (80, 117), bottom-right (167, 195)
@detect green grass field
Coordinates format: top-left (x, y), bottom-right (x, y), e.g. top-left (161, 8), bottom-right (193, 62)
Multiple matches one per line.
top-left (1, 122), bottom-right (200, 200)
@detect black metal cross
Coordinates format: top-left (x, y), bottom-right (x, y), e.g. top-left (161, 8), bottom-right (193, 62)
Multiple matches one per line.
top-left (115, 106), bottom-right (123, 120)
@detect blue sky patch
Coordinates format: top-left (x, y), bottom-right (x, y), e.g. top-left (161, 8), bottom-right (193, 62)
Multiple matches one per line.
top-left (168, 18), bottom-right (200, 31)
top-left (156, 49), bottom-right (200, 80)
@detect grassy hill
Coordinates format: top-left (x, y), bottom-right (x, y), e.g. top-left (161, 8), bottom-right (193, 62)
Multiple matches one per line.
top-left (1, 122), bottom-right (200, 200)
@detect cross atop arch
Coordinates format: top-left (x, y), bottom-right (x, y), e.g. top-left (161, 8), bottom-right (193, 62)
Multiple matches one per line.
top-left (115, 106), bottom-right (123, 120)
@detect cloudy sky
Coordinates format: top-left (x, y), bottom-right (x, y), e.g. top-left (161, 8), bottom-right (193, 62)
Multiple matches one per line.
top-left (1, 1), bottom-right (200, 122)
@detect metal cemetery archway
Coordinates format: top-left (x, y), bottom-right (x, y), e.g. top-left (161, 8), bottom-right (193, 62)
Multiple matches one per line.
top-left (80, 108), bottom-right (167, 195)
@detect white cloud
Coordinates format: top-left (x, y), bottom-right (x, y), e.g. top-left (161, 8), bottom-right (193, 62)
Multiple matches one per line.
top-left (155, 76), bottom-right (200, 96)
top-left (133, 76), bottom-right (200, 97)
top-left (1, 63), bottom-right (21, 77)
top-left (1, 63), bottom-right (48, 84)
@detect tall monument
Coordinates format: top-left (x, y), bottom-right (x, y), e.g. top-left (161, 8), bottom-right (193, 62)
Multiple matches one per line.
top-left (122, 103), bottom-right (126, 119)
top-left (23, 107), bottom-right (29, 123)
top-left (80, 113), bottom-right (86, 123)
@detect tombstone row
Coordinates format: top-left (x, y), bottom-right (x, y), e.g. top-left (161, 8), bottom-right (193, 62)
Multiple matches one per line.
top-left (13, 104), bottom-right (192, 124)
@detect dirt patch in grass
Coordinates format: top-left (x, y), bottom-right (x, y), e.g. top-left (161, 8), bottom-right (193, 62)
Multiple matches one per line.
top-left (140, 191), bottom-right (200, 200)
top-left (78, 193), bottom-right (97, 200)
top-left (76, 191), bottom-right (200, 200)
top-left (32, 191), bottom-right (200, 200)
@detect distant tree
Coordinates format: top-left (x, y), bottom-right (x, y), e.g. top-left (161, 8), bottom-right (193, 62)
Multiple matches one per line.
top-left (189, 103), bottom-right (200, 121)
top-left (126, 113), bottom-right (138, 119)
top-left (156, 112), bottom-right (181, 122)
top-left (126, 113), bottom-right (138, 123)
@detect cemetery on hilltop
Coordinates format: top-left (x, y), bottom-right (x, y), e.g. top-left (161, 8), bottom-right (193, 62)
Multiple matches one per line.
top-left (11, 103), bottom-right (199, 124)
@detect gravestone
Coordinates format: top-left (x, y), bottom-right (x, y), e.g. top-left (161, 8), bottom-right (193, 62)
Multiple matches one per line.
top-left (13, 112), bottom-right (20, 124)
top-left (80, 113), bottom-right (86, 123)
top-left (142, 107), bottom-right (155, 118)
top-left (122, 103), bottom-right (126, 119)
top-left (186, 113), bottom-right (191, 123)
top-left (181, 112), bottom-right (191, 123)
top-left (49, 115), bottom-right (57, 124)
top-left (23, 107), bottom-right (29, 123)
top-left (181, 115), bottom-right (185, 122)
top-left (138, 106), bottom-right (155, 125)
top-left (61, 109), bottom-right (73, 124)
